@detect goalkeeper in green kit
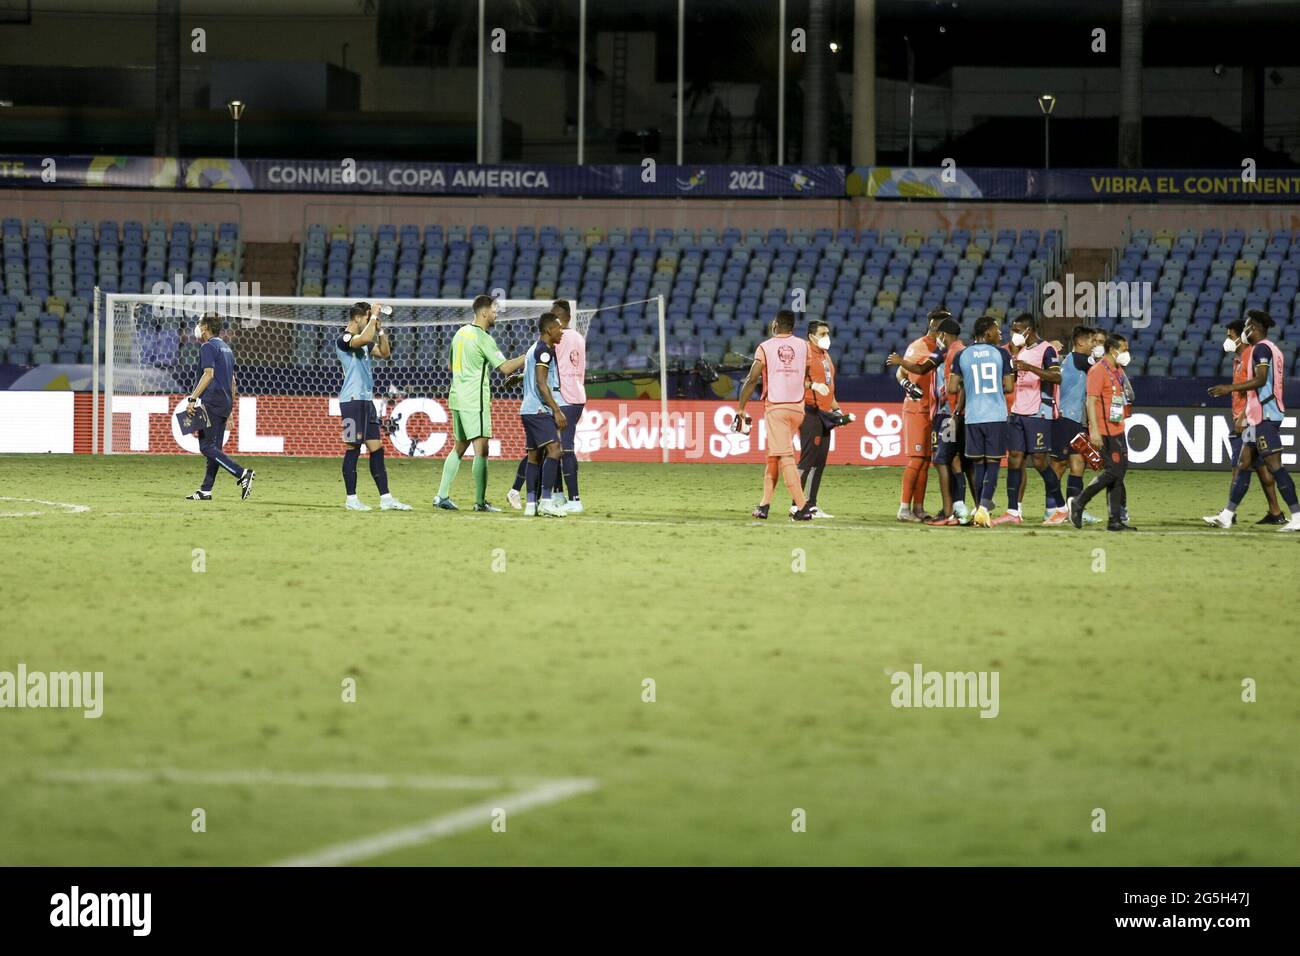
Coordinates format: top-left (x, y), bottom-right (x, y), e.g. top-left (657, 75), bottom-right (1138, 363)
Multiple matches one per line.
top-left (433, 294), bottom-right (527, 511)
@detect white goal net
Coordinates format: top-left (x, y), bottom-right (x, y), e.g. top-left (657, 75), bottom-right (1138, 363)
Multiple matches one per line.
top-left (93, 293), bottom-right (632, 461)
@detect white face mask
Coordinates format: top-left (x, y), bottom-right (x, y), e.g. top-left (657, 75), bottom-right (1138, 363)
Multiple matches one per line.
top-left (193, 323), bottom-right (202, 339)
top-left (1223, 336), bottom-right (1238, 353)
top-left (1091, 344), bottom-right (1105, 360)
top-left (816, 335), bottom-right (830, 350)
top-left (1116, 350), bottom-right (1131, 367)
top-left (1010, 331), bottom-right (1027, 348)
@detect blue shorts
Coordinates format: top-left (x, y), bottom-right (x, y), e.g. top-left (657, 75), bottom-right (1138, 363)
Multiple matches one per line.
top-left (931, 413), bottom-right (959, 465)
top-left (1008, 413), bottom-right (1052, 456)
top-left (522, 412), bottom-right (560, 451)
top-left (340, 399), bottom-right (380, 443)
top-left (1052, 416), bottom-right (1085, 460)
top-left (1229, 432), bottom-right (1243, 466)
top-left (965, 420), bottom-right (1008, 459)
top-left (1250, 420), bottom-right (1283, 457)
top-left (558, 403), bottom-right (584, 451)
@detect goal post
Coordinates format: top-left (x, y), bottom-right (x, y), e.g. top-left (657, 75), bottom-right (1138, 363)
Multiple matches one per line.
top-left (96, 292), bottom-right (599, 460)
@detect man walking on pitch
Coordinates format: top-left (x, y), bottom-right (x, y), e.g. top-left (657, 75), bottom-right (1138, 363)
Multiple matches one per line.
top-left (734, 309), bottom-right (814, 521)
top-left (948, 316), bottom-right (1015, 528)
top-left (792, 319), bottom-right (847, 518)
top-left (1204, 311), bottom-right (1300, 531)
top-left (184, 312), bottom-right (255, 501)
top-left (519, 313), bottom-right (569, 518)
top-left (508, 300), bottom-right (586, 513)
top-left (1068, 333), bottom-right (1136, 531)
top-left (336, 301), bottom-right (410, 511)
top-left (433, 294), bottom-right (527, 512)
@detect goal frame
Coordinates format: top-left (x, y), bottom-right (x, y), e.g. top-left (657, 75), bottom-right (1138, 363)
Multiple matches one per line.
top-left (93, 291), bottom-right (670, 461)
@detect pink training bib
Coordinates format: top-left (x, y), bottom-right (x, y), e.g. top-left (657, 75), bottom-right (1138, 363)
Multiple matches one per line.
top-left (759, 334), bottom-right (808, 406)
top-left (1011, 340), bottom-right (1054, 417)
top-left (555, 327), bottom-right (587, 405)
top-left (1244, 338), bottom-right (1285, 425)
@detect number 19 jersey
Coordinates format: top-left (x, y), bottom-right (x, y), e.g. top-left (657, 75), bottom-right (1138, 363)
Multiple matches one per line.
top-left (956, 343), bottom-right (1014, 424)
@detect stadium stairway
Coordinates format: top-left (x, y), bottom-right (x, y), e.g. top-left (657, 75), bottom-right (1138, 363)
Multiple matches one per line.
top-left (242, 241), bottom-right (300, 297)
top-left (1039, 248), bottom-right (1111, 343)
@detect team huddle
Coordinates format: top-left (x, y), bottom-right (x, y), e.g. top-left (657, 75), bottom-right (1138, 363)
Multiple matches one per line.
top-left (730, 305), bottom-right (1297, 531)
top-left (884, 309), bottom-right (1133, 529)
top-left (179, 296), bottom-right (1295, 531)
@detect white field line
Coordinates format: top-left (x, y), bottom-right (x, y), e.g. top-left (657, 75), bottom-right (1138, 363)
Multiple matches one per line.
top-left (0, 497), bottom-right (90, 517)
top-left (82, 508), bottom-right (1285, 537)
top-left (269, 778), bottom-right (599, 867)
top-left (39, 767), bottom-right (599, 867)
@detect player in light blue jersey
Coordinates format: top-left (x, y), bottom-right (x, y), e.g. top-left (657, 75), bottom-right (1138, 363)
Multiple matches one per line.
top-left (335, 301), bottom-right (410, 511)
top-left (949, 316), bottom-right (1015, 528)
top-left (1050, 326), bottom-right (1103, 524)
top-left (519, 313), bottom-right (568, 517)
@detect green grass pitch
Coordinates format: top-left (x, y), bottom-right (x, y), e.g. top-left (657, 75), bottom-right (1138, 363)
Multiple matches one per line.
top-left (1, 453), bottom-right (1296, 866)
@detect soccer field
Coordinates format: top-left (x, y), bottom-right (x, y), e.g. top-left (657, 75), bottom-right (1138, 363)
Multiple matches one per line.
top-left (1, 454), bottom-right (1296, 866)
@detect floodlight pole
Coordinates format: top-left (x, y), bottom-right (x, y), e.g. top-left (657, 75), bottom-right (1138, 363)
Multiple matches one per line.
top-left (226, 100), bottom-right (245, 159)
top-left (1037, 93), bottom-right (1056, 172)
top-left (1044, 112), bottom-right (1049, 171)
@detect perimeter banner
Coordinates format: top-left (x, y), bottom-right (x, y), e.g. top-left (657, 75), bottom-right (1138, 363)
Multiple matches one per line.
top-left (6, 155), bottom-right (1298, 201)
top-left (0, 155), bottom-right (180, 189)
top-left (847, 166), bottom-right (1300, 202)
top-left (1125, 407), bottom-right (1296, 469)
top-left (83, 395), bottom-right (911, 464)
top-left (0, 155), bottom-right (841, 196)
top-left (177, 159), bottom-right (845, 197)
top-left (23, 394), bottom-right (1292, 467)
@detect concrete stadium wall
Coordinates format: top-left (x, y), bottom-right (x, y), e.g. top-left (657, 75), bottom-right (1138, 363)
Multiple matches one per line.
top-left (2, 187), bottom-right (1299, 252)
